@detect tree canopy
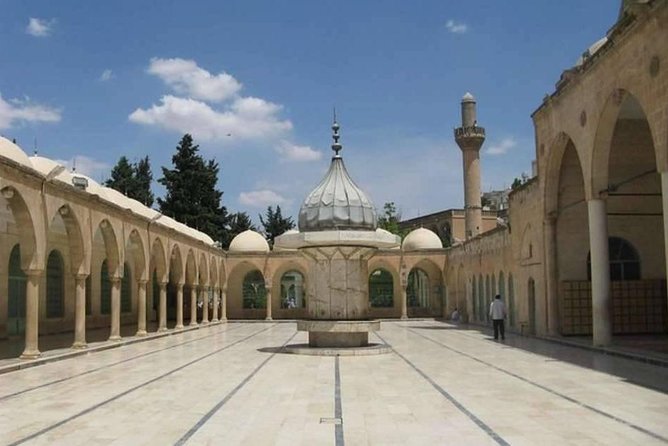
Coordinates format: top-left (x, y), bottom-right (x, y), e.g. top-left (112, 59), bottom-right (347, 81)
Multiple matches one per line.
top-left (222, 212), bottom-right (257, 248)
top-left (377, 202), bottom-right (407, 238)
top-left (158, 134), bottom-right (229, 244)
top-left (259, 205), bottom-right (295, 245)
top-left (105, 155), bottom-right (154, 207)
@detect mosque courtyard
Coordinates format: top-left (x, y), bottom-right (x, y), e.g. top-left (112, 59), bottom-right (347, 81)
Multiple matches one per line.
top-left (0, 321), bottom-right (666, 446)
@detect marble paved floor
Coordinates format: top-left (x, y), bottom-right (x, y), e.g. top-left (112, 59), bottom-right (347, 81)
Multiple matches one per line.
top-left (0, 320), bottom-right (667, 446)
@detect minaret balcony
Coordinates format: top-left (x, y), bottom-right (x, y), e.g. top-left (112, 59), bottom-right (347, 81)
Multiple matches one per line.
top-left (454, 126), bottom-right (486, 139)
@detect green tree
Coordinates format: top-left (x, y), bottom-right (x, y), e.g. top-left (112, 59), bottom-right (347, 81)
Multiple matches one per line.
top-left (106, 155), bottom-right (155, 207)
top-left (511, 177), bottom-right (523, 190)
top-left (105, 156), bottom-right (135, 196)
top-left (259, 205), bottom-right (295, 246)
top-left (377, 202), bottom-right (407, 238)
top-left (134, 156), bottom-right (154, 207)
top-left (222, 212), bottom-right (257, 248)
top-left (158, 134), bottom-right (229, 243)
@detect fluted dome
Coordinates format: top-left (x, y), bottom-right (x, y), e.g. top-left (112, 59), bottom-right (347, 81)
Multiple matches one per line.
top-left (402, 228), bottom-right (443, 251)
top-left (229, 230), bottom-right (270, 252)
top-left (298, 119), bottom-right (376, 232)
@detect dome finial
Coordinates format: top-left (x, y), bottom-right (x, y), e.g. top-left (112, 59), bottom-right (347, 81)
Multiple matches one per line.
top-left (331, 107), bottom-right (342, 157)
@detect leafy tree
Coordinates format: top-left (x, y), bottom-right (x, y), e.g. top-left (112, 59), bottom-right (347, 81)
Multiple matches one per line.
top-left (106, 155), bottom-right (154, 207)
top-left (377, 202), bottom-right (408, 238)
top-left (105, 156), bottom-right (135, 196)
top-left (259, 205), bottom-right (295, 245)
top-left (134, 156), bottom-right (154, 207)
top-left (158, 134), bottom-right (229, 244)
top-left (222, 212), bottom-right (257, 248)
top-left (511, 177), bottom-right (523, 190)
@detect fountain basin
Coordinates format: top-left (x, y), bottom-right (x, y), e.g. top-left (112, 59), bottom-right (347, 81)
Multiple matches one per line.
top-left (297, 320), bottom-right (380, 347)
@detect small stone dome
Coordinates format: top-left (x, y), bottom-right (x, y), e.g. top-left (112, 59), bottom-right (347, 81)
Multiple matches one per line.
top-left (0, 137), bottom-right (32, 168)
top-left (462, 92), bottom-right (475, 102)
top-left (402, 228), bottom-right (443, 251)
top-left (229, 230), bottom-right (270, 252)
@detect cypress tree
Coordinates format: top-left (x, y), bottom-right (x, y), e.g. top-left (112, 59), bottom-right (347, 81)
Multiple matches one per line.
top-left (158, 134), bottom-right (229, 243)
top-left (259, 205), bottom-right (294, 246)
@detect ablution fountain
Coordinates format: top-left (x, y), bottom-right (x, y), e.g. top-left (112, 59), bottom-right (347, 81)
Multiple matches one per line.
top-left (275, 117), bottom-right (400, 355)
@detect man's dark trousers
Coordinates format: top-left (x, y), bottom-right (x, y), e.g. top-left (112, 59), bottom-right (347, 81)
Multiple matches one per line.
top-left (493, 319), bottom-right (505, 340)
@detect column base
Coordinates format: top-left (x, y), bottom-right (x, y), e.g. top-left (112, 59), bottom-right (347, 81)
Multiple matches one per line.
top-left (265, 316), bottom-right (273, 321)
top-left (220, 317), bottom-right (227, 323)
top-left (136, 330), bottom-right (148, 337)
top-left (211, 318), bottom-right (219, 324)
top-left (158, 327), bottom-right (169, 333)
top-left (108, 335), bottom-right (122, 342)
top-left (175, 324), bottom-right (184, 330)
top-left (71, 342), bottom-right (88, 349)
top-left (20, 350), bottom-right (41, 360)
top-left (201, 321), bottom-right (210, 326)
top-left (189, 322), bottom-right (199, 327)
top-left (400, 315), bottom-right (408, 320)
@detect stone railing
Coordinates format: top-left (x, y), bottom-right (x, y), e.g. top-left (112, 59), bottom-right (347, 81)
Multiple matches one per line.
top-left (454, 126), bottom-right (486, 139)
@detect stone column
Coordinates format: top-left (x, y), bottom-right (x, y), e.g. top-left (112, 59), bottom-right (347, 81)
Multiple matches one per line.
top-left (158, 281), bottom-right (168, 332)
top-left (190, 286), bottom-right (198, 326)
top-left (175, 283), bottom-right (184, 329)
top-left (136, 280), bottom-right (147, 336)
top-left (20, 270), bottom-right (42, 359)
top-left (211, 287), bottom-right (219, 323)
top-left (72, 274), bottom-right (88, 349)
top-left (265, 281), bottom-right (273, 321)
top-left (544, 215), bottom-right (560, 336)
top-left (201, 286), bottom-right (210, 325)
top-left (109, 277), bottom-right (122, 341)
top-left (220, 286), bottom-right (227, 322)
top-left (588, 199), bottom-right (612, 346)
top-left (400, 285), bottom-right (408, 320)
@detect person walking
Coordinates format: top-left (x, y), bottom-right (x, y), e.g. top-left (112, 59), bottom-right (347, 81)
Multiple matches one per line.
top-left (489, 294), bottom-right (507, 340)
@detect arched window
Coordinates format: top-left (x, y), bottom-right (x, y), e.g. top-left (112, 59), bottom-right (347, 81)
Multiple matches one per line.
top-left (471, 276), bottom-right (477, 319)
top-left (85, 276), bottom-right (91, 315)
top-left (242, 270), bottom-right (266, 309)
top-left (369, 269), bottom-right (394, 308)
top-left (121, 263), bottom-right (132, 313)
top-left (8, 245), bottom-right (26, 335)
top-left (508, 274), bottom-right (515, 328)
top-left (101, 260), bottom-right (111, 315)
top-left (280, 270), bottom-right (306, 309)
top-left (407, 268), bottom-right (429, 308)
top-left (478, 274), bottom-right (484, 321)
top-left (46, 250), bottom-right (64, 318)
top-left (587, 237), bottom-right (640, 281)
top-left (498, 272), bottom-right (505, 299)
top-left (485, 275), bottom-right (491, 321)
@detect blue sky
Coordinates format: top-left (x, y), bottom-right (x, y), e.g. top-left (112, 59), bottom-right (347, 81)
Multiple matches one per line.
top-left (0, 1), bottom-right (618, 223)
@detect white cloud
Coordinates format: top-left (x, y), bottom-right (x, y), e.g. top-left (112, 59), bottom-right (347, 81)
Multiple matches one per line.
top-left (99, 69), bottom-right (113, 82)
top-left (55, 155), bottom-right (110, 179)
top-left (26, 18), bottom-right (55, 37)
top-left (0, 93), bottom-right (61, 130)
top-left (239, 190), bottom-right (288, 207)
top-left (486, 137), bottom-right (516, 156)
top-left (275, 141), bottom-right (322, 162)
top-left (445, 19), bottom-right (468, 34)
top-left (129, 95), bottom-right (292, 142)
top-left (147, 57), bottom-right (241, 103)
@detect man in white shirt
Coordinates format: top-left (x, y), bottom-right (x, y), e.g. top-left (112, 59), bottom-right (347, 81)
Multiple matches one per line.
top-left (489, 294), bottom-right (507, 340)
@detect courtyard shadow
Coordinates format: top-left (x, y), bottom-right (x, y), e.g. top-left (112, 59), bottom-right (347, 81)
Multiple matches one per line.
top-left (411, 321), bottom-right (668, 395)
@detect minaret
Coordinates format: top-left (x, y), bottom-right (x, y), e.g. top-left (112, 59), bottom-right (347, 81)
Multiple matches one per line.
top-left (454, 92), bottom-right (485, 239)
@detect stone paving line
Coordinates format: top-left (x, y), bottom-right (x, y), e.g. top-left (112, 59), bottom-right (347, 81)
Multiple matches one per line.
top-left (2, 323), bottom-right (280, 445)
top-left (1, 320), bottom-right (668, 445)
top-left (404, 326), bottom-right (668, 443)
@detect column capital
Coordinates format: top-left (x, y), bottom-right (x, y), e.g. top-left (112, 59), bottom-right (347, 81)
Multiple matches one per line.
top-left (74, 273), bottom-right (89, 281)
top-left (24, 269), bottom-right (44, 278)
top-left (110, 277), bottom-right (122, 285)
top-left (137, 279), bottom-right (148, 286)
top-left (159, 281), bottom-right (168, 288)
